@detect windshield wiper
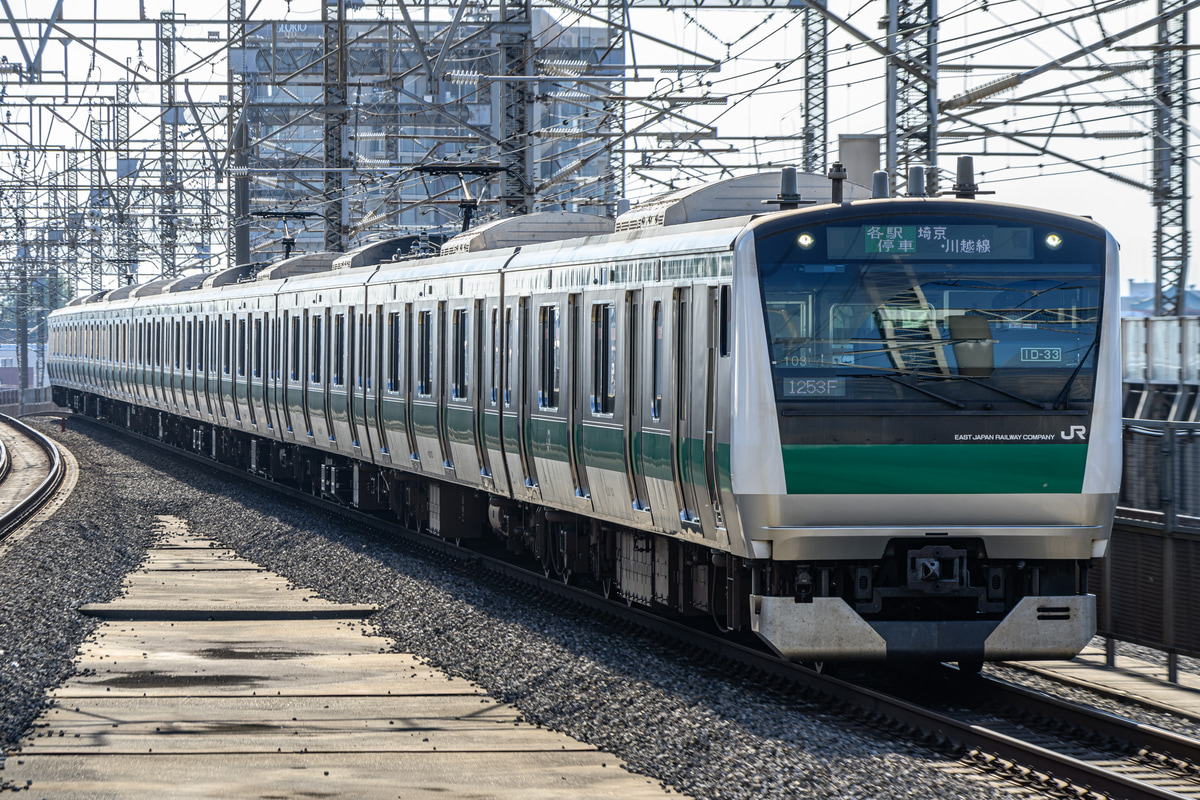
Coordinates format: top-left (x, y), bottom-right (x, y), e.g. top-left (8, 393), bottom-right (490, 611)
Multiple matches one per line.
top-left (1054, 337), bottom-right (1099, 409)
top-left (844, 373), bottom-right (966, 409)
top-left (930, 374), bottom-right (1049, 410)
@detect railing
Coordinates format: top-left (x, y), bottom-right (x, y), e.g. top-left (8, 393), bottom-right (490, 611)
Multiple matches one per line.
top-left (1122, 316), bottom-right (1200, 383)
top-left (1097, 419), bottom-right (1200, 679)
top-left (0, 387), bottom-right (54, 412)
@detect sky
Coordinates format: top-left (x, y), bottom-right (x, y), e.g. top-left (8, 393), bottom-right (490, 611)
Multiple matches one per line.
top-left (0, 0), bottom-right (1177, 290)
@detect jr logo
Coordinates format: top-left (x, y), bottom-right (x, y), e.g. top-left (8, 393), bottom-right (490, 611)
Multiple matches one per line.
top-left (1060, 425), bottom-right (1087, 441)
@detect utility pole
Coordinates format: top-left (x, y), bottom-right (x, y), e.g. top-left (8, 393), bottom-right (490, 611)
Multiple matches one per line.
top-left (323, 0), bottom-right (348, 252)
top-left (885, 0), bottom-right (938, 195)
top-left (498, 0), bottom-right (534, 217)
top-left (802, 0), bottom-right (827, 174)
top-left (159, 12), bottom-right (179, 278)
top-left (1154, 0), bottom-right (1190, 315)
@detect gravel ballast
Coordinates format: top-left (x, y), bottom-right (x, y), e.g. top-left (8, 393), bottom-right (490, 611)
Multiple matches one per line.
top-left (0, 417), bottom-right (1159, 798)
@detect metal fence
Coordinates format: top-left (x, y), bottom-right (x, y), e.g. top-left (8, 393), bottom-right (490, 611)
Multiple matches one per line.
top-left (0, 386), bottom-right (54, 412)
top-left (1100, 420), bottom-right (1200, 678)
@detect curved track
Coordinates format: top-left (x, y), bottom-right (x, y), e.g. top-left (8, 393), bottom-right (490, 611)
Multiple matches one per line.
top-left (0, 413), bottom-right (65, 541)
top-left (76, 414), bottom-right (1200, 800)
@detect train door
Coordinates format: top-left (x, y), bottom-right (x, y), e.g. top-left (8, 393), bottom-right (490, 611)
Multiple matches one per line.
top-left (625, 290), bottom-right (654, 519)
top-left (250, 313), bottom-right (266, 430)
top-left (371, 305), bottom-right (388, 459)
top-left (692, 285), bottom-right (728, 543)
top-left (328, 307), bottom-right (351, 447)
top-left (674, 286), bottom-right (704, 531)
top-left (502, 297), bottom-right (535, 500)
top-left (354, 306), bottom-right (375, 458)
top-left (206, 316), bottom-right (214, 415)
top-left (379, 303), bottom-right (410, 462)
top-left (348, 306), bottom-right (363, 451)
top-left (283, 311), bottom-right (302, 437)
top-left (306, 309), bottom-right (330, 443)
top-left (402, 303), bottom-right (419, 462)
top-left (410, 301), bottom-right (447, 476)
top-left (637, 285), bottom-right (682, 532)
top-left (213, 315), bottom-right (226, 419)
top-left (237, 314), bottom-right (252, 427)
top-left (181, 318), bottom-right (193, 413)
top-left (482, 298), bottom-right (512, 496)
top-left (529, 293), bottom-right (587, 508)
top-left (444, 301), bottom-right (484, 487)
top-left (580, 289), bottom-right (638, 522)
top-left (264, 312), bottom-right (277, 433)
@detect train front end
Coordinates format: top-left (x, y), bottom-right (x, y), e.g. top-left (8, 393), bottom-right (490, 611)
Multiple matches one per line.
top-left (730, 199), bottom-right (1120, 664)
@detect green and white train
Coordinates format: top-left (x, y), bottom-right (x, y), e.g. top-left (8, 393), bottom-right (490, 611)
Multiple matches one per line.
top-left (49, 168), bottom-right (1120, 667)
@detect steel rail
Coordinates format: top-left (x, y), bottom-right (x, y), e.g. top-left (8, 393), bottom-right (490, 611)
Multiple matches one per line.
top-left (73, 414), bottom-right (1199, 800)
top-left (0, 413), bottom-right (64, 541)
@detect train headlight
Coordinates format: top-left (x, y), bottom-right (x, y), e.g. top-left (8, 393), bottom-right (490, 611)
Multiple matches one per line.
top-left (797, 232), bottom-right (816, 250)
top-left (1045, 233), bottom-right (1063, 250)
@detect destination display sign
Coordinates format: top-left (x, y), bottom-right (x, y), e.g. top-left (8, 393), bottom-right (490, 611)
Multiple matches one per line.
top-left (825, 224), bottom-right (1034, 260)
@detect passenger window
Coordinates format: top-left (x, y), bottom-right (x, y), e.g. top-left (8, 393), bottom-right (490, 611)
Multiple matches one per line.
top-left (387, 311), bottom-right (400, 392)
top-left (591, 303), bottom-right (617, 415)
top-left (651, 302), bottom-right (663, 420)
top-left (539, 305), bottom-right (560, 409)
top-left (223, 319), bottom-right (232, 375)
top-left (333, 313), bottom-right (345, 386)
top-left (253, 319), bottom-right (262, 378)
top-left (490, 308), bottom-right (499, 406)
top-left (451, 308), bottom-right (468, 400)
top-left (417, 310), bottom-right (433, 396)
top-left (719, 285), bottom-right (731, 357)
top-left (238, 319), bottom-right (247, 377)
top-left (290, 316), bottom-right (301, 381)
top-left (311, 315), bottom-right (323, 384)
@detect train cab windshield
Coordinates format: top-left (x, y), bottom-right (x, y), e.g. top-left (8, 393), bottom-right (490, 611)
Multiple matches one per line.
top-left (754, 214), bottom-right (1106, 412)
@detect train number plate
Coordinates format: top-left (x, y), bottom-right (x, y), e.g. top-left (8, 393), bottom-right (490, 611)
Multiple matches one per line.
top-left (783, 378), bottom-right (843, 397)
top-left (1020, 347), bottom-right (1062, 363)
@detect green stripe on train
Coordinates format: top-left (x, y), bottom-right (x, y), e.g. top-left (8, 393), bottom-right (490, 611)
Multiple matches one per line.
top-left (444, 405), bottom-right (476, 445)
top-left (781, 443), bottom-right (1088, 494)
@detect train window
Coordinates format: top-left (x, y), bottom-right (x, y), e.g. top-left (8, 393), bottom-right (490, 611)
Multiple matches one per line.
top-left (503, 307), bottom-right (514, 407)
top-left (538, 305), bottom-right (560, 409)
top-left (186, 321), bottom-right (193, 370)
top-left (387, 311), bottom-right (400, 392)
top-left (591, 303), bottom-right (617, 415)
top-left (174, 321), bottom-right (181, 369)
top-left (333, 313), bottom-right (345, 386)
top-left (719, 285), bottom-right (731, 357)
top-left (362, 313), bottom-right (371, 389)
top-left (489, 308), bottom-right (499, 406)
top-left (223, 319), bottom-right (232, 375)
top-left (451, 308), bottom-right (468, 400)
top-left (676, 299), bottom-right (687, 421)
top-left (651, 302), bottom-right (663, 420)
top-left (311, 314), bottom-right (323, 384)
top-left (270, 317), bottom-right (279, 379)
top-left (253, 318), bottom-right (262, 378)
top-left (290, 315), bottom-right (301, 381)
top-left (417, 310), bottom-right (432, 396)
top-left (349, 311), bottom-right (357, 388)
top-left (238, 319), bottom-right (247, 377)
top-left (198, 320), bottom-right (207, 372)
top-left (156, 321), bottom-right (162, 367)
top-left (628, 301), bottom-right (639, 416)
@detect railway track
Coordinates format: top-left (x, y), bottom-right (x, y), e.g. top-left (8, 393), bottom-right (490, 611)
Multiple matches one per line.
top-left (0, 413), bottom-right (64, 541)
top-left (74, 415), bottom-right (1200, 800)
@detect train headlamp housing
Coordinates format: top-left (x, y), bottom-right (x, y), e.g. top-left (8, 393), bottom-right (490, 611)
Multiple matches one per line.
top-left (1045, 233), bottom-right (1064, 250)
top-left (797, 232), bottom-right (816, 250)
